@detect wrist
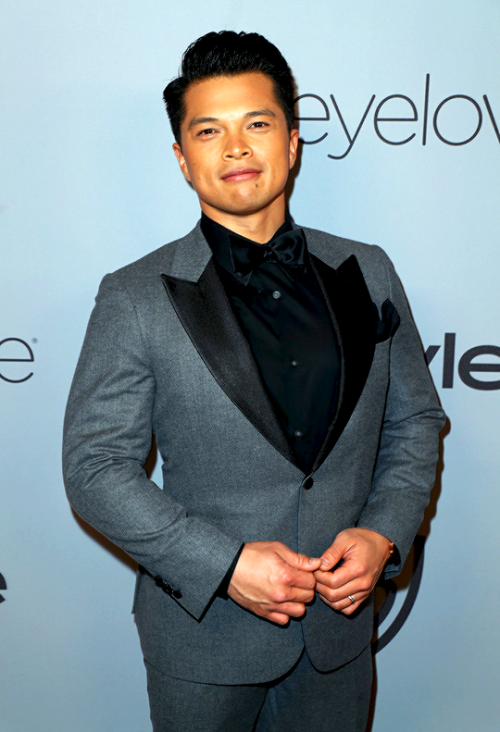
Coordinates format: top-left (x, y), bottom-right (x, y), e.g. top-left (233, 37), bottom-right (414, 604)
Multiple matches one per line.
top-left (217, 544), bottom-right (245, 598)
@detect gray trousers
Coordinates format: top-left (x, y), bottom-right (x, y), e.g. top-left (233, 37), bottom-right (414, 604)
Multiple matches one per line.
top-left (144, 646), bottom-right (372, 732)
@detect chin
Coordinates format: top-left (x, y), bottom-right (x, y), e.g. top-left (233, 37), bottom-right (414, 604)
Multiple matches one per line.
top-left (206, 200), bottom-right (270, 218)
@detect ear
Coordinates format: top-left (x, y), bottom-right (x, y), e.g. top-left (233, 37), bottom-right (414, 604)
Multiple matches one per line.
top-left (288, 128), bottom-right (300, 170)
top-left (173, 142), bottom-right (191, 183)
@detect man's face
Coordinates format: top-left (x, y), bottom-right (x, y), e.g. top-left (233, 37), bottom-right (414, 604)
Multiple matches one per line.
top-left (173, 72), bottom-right (299, 226)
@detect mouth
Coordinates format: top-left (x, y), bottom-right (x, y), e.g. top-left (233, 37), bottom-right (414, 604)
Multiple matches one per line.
top-left (221, 167), bottom-right (261, 182)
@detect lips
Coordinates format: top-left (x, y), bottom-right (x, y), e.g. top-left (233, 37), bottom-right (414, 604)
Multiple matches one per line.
top-left (221, 167), bottom-right (261, 181)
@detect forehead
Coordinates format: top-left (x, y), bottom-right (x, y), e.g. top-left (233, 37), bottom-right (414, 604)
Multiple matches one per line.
top-left (181, 72), bottom-right (280, 124)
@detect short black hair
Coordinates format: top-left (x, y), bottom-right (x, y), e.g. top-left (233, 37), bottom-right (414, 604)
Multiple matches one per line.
top-left (163, 30), bottom-right (296, 144)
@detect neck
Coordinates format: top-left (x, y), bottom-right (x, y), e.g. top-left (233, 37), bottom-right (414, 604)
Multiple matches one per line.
top-left (199, 198), bottom-right (286, 244)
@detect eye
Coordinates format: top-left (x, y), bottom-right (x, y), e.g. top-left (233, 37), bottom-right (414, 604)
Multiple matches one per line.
top-left (249, 121), bottom-right (268, 129)
top-left (196, 128), bottom-right (217, 137)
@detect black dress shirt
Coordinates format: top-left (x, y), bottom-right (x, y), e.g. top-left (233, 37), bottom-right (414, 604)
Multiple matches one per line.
top-left (201, 212), bottom-right (340, 475)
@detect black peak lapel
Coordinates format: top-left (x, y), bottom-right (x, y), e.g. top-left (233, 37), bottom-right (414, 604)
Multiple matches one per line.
top-left (310, 254), bottom-right (378, 471)
top-left (161, 259), bottom-right (297, 466)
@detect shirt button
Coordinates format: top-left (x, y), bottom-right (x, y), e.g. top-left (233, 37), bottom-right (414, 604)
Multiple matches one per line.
top-left (294, 430), bottom-right (303, 438)
top-left (291, 360), bottom-right (298, 367)
top-left (272, 290), bottom-right (281, 300)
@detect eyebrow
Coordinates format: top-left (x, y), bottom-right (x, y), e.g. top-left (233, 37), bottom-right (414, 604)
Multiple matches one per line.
top-left (246, 109), bottom-right (277, 119)
top-left (187, 116), bottom-right (218, 130)
top-left (187, 109), bottom-right (277, 131)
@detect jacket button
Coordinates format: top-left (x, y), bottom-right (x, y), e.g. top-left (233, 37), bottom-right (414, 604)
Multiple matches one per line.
top-left (172, 589), bottom-right (182, 599)
top-left (302, 477), bottom-right (314, 490)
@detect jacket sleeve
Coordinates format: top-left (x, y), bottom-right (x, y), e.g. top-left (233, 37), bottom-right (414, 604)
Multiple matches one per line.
top-left (63, 273), bottom-right (243, 620)
top-left (356, 247), bottom-right (446, 577)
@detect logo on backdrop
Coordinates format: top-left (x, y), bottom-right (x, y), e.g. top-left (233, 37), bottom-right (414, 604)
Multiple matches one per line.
top-left (372, 536), bottom-right (426, 654)
top-left (425, 333), bottom-right (500, 390)
top-left (1, 333), bottom-right (498, 389)
top-left (0, 338), bottom-right (35, 383)
top-left (0, 573), bottom-right (7, 604)
top-left (295, 74), bottom-right (499, 158)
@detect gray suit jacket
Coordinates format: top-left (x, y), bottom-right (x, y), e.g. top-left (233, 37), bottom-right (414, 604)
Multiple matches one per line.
top-left (63, 222), bottom-right (445, 684)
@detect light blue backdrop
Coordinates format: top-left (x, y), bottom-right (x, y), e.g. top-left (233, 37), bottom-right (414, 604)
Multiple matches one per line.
top-left (2, 2), bottom-right (499, 730)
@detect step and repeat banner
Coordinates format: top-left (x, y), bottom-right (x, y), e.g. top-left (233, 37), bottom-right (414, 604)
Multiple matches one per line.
top-left (2, 2), bottom-right (499, 730)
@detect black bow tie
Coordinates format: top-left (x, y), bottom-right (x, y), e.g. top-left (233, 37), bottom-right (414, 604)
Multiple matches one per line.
top-left (228, 228), bottom-right (307, 283)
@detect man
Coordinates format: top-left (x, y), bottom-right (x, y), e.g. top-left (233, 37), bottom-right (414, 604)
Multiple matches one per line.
top-left (63, 31), bottom-right (445, 731)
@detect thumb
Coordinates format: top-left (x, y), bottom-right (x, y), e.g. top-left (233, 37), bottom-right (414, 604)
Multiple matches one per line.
top-left (279, 546), bottom-right (321, 571)
top-left (320, 537), bottom-right (348, 570)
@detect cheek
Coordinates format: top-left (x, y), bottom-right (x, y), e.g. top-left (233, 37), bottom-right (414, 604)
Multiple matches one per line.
top-left (275, 157), bottom-right (290, 182)
top-left (189, 159), bottom-right (212, 185)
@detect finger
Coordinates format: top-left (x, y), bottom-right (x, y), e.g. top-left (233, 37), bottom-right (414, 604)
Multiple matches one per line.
top-left (283, 586), bottom-right (316, 604)
top-left (267, 582), bottom-right (316, 606)
top-left (317, 581), bottom-right (371, 613)
top-left (259, 601), bottom-right (307, 622)
top-left (338, 593), bottom-right (366, 615)
top-left (267, 611), bottom-right (291, 625)
top-left (274, 601), bottom-right (308, 618)
top-left (286, 568), bottom-right (318, 591)
top-left (317, 590), bottom-right (365, 614)
top-left (294, 552), bottom-right (322, 571)
top-left (276, 562), bottom-right (318, 592)
top-left (315, 581), bottom-right (341, 605)
top-left (315, 578), bottom-right (368, 605)
top-left (314, 563), bottom-right (360, 590)
top-left (319, 537), bottom-right (348, 571)
top-left (277, 545), bottom-right (322, 573)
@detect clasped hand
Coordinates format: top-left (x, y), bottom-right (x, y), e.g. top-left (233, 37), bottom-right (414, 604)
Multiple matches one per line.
top-left (227, 529), bottom-right (392, 624)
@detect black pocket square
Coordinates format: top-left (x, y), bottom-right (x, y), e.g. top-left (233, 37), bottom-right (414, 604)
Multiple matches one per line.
top-left (375, 298), bottom-right (400, 343)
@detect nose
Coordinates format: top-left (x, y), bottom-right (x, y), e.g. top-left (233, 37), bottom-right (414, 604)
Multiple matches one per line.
top-left (223, 133), bottom-right (251, 160)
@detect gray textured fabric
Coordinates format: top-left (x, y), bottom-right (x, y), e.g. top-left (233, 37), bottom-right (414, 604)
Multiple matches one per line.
top-left (145, 660), bottom-right (267, 732)
top-left (255, 647), bottom-right (372, 732)
top-left (145, 647), bottom-right (372, 732)
top-left (63, 222), bottom-right (445, 684)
